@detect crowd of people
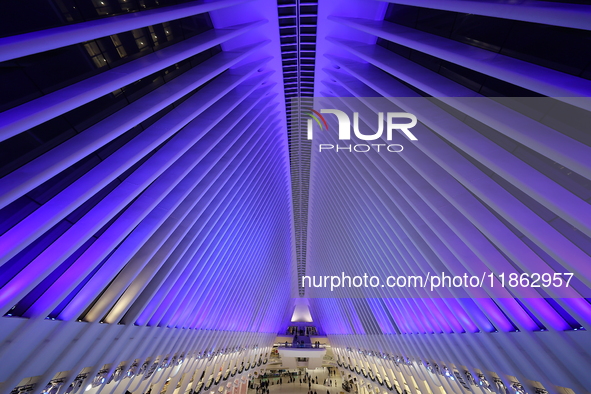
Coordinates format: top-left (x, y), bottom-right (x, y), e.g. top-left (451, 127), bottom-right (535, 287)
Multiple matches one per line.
top-left (302, 369), bottom-right (340, 394)
top-left (250, 371), bottom-right (298, 394)
top-left (253, 379), bottom-right (270, 394)
top-left (249, 368), bottom-right (339, 394)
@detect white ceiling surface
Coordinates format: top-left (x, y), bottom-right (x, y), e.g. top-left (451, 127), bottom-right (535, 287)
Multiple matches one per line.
top-left (313, 0), bottom-right (388, 98)
top-left (210, 0), bottom-right (287, 141)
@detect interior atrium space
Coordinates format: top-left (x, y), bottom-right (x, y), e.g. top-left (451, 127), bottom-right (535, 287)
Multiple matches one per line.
top-left (1, 1), bottom-right (591, 394)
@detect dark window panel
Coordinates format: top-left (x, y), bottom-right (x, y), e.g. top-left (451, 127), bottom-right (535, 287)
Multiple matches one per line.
top-left (280, 36), bottom-right (297, 45)
top-left (415, 7), bottom-right (457, 38)
top-left (280, 18), bottom-right (296, 27)
top-left (0, 42), bottom-right (219, 184)
top-left (0, 65), bottom-right (44, 112)
top-left (409, 50), bottom-right (441, 72)
top-left (0, 14), bottom-right (214, 113)
top-left (0, 0), bottom-right (210, 38)
top-left (383, 4), bottom-right (418, 28)
top-left (0, 133), bottom-right (43, 175)
top-left (300, 26), bottom-right (316, 35)
top-left (300, 17), bottom-right (317, 25)
top-left (451, 14), bottom-right (513, 53)
top-left (19, 45), bottom-right (106, 95)
top-left (300, 6), bottom-right (317, 15)
top-left (278, 7), bottom-right (295, 17)
top-left (0, 117), bottom-right (77, 178)
top-left (0, 0), bottom-right (68, 38)
top-left (501, 23), bottom-right (591, 76)
top-left (382, 3), bottom-right (591, 82)
top-left (280, 27), bottom-right (296, 36)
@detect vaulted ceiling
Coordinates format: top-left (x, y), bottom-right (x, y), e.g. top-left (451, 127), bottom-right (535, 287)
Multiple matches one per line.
top-left (1, 1), bottom-right (591, 394)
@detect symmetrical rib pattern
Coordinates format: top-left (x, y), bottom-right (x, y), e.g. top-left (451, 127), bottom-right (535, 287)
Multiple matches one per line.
top-left (1, 1), bottom-right (591, 394)
top-left (310, 1), bottom-right (591, 393)
top-left (0, 1), bottom-right (291, 394)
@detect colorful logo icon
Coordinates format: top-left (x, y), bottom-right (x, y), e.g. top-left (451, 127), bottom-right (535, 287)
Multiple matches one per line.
top-left (304, 109), bottom-right (328, 131)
